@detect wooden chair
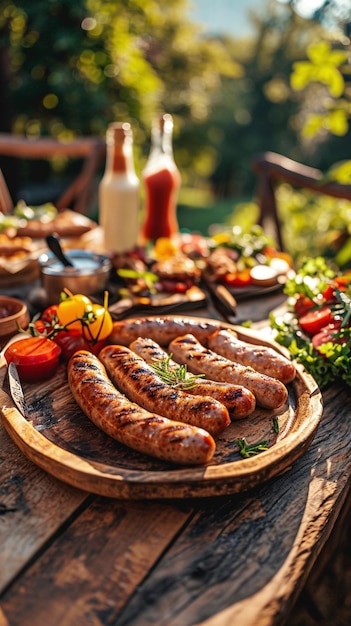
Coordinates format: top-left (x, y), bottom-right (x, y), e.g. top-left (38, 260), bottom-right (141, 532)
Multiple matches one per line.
top-left (0, 133), bottom-right (106, 215)
top-left (251, 151), bottom-right (351, 250)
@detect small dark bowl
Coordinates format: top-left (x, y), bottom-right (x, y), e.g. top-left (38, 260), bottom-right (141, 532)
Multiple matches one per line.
top-left (0, 296), bottom-right (30, 348)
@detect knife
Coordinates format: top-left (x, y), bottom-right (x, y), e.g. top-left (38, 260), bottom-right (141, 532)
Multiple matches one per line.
top-left (203, 276), bottom-right (237, 322)
top-left (8, 362), bottom-right (29, 417)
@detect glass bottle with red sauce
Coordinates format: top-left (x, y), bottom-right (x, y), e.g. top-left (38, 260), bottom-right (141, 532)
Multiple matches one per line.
top-left (141, 114), bottom-right (181, 242)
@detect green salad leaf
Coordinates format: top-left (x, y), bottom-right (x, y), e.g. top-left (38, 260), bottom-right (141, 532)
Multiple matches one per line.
top-left (283, 256), bottom-right (336, 300)
top-left (270, 256), bottom-right (351, 389)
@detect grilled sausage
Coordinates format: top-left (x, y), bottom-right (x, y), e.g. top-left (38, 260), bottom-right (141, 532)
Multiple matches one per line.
top-left (68, 350), bottom-right (215, 465)
top-left (129, 337), bottom-right (256, 419)
top-left (208, 329), bottom-right (296, 383)
top-left (99, 344), bottom-right (230, 435)
top-left (169, 334), bottom-right (288, 410)
top-left (108, 316), bottom-right (220, 347)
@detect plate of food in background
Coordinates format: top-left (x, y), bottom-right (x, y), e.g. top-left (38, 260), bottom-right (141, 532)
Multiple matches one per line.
top-left (0, 201), bottom-right (98, 286)
top-left (109, 238), bottom-right (207, 318)
top-left (202, 225), bottom-right (294, 300)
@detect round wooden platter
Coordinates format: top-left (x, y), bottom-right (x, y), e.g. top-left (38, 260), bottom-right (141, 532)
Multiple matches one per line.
top-left (0, 318), bottom-right (323, 500)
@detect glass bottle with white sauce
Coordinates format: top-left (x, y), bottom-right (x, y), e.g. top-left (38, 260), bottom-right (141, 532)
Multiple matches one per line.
top-left (99, 122), bottom-right (140, 253)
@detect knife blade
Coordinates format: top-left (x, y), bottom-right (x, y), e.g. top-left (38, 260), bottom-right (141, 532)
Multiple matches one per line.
top-left (8, 362), bottom-right (28, 417)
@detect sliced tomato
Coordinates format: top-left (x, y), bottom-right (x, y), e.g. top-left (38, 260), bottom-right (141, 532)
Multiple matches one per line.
top-left (298, 306), bottom-right (334, 336)
top-left (312, 321), bottom-right (346, 353)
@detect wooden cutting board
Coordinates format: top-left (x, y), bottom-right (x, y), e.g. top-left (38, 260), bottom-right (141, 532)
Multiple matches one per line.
top-left (0, 319), bottom-right (323, 499)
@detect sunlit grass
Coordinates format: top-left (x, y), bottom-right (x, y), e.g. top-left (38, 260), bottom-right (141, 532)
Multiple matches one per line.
top-left (178, 186), bottom-right (255, 236)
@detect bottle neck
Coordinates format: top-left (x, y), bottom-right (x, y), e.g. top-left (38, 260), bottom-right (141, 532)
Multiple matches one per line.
top-left (105, 122), bottom-right (136, 176)
top-left (144, 114), bottom-right (177, 173)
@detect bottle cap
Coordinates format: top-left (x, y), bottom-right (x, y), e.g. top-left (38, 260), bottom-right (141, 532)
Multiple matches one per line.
top-left (153, 114), bottom-right (173, 133)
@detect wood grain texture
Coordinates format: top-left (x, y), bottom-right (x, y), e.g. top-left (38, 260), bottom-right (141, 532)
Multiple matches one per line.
top-left (0, 382), bottom-right (350, 626)
top-left (1, 497), bottom-right (193, 626)
top-left (0, 422), bottom-right (88, 593)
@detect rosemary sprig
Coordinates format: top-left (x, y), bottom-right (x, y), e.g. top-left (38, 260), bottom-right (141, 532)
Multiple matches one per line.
top-left (150, 354), bottom-right (205, 390)
top-left (236, 437), bottom-right (268, 457)
top-left (272, 416), bottom-right (279, 434)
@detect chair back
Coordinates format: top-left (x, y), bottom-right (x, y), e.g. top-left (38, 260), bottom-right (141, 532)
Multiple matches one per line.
top-left (252, 151), bottom-right (351, 250)
top-left (0, 133), bottom-right (106, 215)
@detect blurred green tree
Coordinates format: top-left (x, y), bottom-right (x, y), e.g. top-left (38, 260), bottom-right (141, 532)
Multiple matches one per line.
top-left (198, 1), bottom-right (351, 199)
top-left (1, 0), bottom-right (351, 209)
top-left (0, 0), bottom-right (241, 168)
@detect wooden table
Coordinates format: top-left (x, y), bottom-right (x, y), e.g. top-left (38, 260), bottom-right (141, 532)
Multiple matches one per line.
top-left (0, 290), bottom-right (350, 626)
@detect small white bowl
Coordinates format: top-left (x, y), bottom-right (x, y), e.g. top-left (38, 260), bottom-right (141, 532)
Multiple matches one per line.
top-left (39, 249), bottom-right (112, 304)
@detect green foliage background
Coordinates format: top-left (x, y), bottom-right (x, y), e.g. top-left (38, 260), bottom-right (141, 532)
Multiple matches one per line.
top-left (1, 0), bottom-right (351, 265)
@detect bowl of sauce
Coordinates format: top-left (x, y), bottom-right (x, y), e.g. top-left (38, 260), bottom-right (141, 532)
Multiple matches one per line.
top-left (39, 249), bottom-right (112, 304)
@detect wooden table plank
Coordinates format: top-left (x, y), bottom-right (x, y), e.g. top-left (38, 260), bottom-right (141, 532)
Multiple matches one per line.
top-left (1, 383), bottom-right (350, 625)
top-left (0, 497), bottom-right (193, 626)
top-left (0, 423), bottom-right (88, 594)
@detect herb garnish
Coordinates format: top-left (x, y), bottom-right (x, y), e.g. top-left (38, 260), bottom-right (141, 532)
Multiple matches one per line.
top-left (150, 354), bottom-right (205, 390)
top-left (117, 268), bottom-right (158, 293)
top-left (236, 437), bottom-right (268, 457)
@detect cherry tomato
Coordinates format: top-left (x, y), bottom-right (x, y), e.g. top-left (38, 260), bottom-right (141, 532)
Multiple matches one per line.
top-left (53, 329), bottom-right (107, 361)
top-left (31, 304), bottom-right (59, 336)
top-left (41, 304), bottom-right (59, 326)
top-left (57, 294), bottom-right (93, 332)
top-left (223, 269), bottom-right (252, 287)
top-left (298, 306), bottom-right (333, 336)
top-left (81, 304), bottom-right (113, 342)
top-left (294, 295), bottom-right (315, 318)
top-left (4, 336), bottom-right (61, 383)
top-left (321, 277), bottom-right (351, 302)
top-left (33, 319), bottom-right (48, 335)
top-left (53, 330), bottom-right (88, 360)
